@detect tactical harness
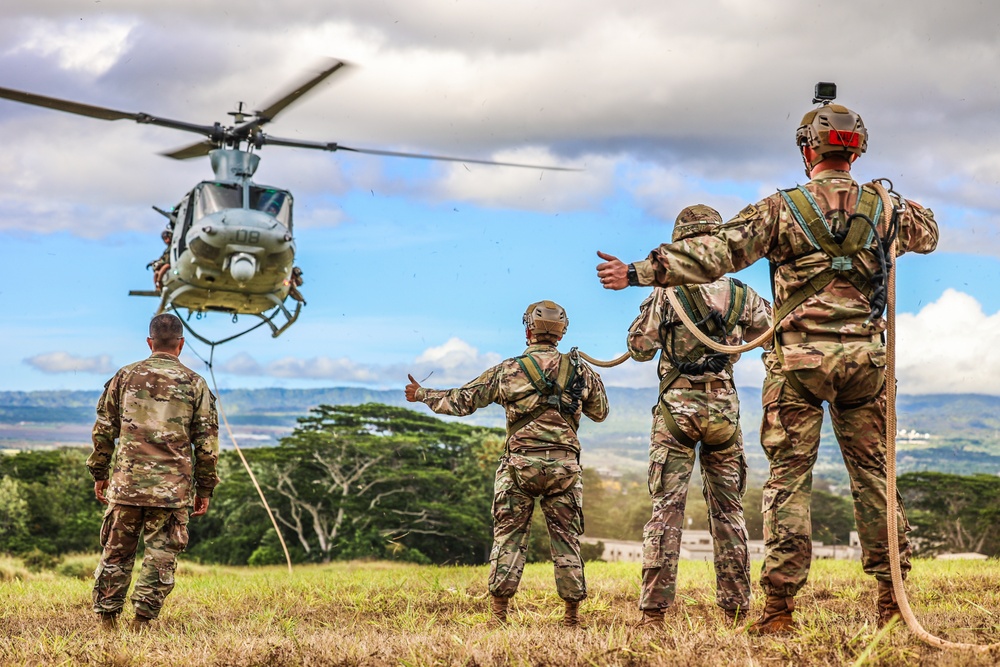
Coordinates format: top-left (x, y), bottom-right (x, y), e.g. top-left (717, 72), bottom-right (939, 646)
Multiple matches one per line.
top-left (770, 184), bottom-right (887, 408)
top-left (656, 279), bottom-right (747, 452)
top-left (506, 349), bottom-right (583, 452)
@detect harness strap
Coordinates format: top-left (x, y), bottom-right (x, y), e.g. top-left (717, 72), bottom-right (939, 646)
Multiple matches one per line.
top-left (657, 372), bottom-right (740, 450)
top-left (507, 352), bottom-right (580, 448)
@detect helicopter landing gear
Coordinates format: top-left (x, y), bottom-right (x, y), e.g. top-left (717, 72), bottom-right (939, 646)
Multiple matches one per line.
top-left (260, 294), bottom-right (302, 338)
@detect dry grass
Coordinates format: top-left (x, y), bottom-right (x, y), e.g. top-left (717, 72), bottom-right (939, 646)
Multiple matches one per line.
top-left (2, 558), bottom-right (1000, 666)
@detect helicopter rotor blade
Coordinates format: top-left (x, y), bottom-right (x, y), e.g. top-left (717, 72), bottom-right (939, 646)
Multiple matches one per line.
top-left (253, 58), bottom-right (350, 125)
top-left (161, 140), bottom-right (217, 160)
top-left (261, 134), bottom-right (580, 171)
top-left (0, 85), bottom-right (139, 121)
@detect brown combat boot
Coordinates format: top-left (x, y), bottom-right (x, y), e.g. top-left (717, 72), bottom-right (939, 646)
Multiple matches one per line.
top-left (747, 595), bottom-right (796, 635)
top-left (489, 595), bottom-right (509, 626)
top-left (562, 599), bottom-right (581, 627)
top-left (129, 614), bottom-right (152, 633)
top-left (98, 612), bottom-right (119, 631)
top-left (877, 580), bottom-right (901, 628)
top-left (639, 608), bottom-right (665, 629)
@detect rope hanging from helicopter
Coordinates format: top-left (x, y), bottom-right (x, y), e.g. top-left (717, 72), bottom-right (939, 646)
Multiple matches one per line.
top-left (183, 337), bottom-right (294, 575)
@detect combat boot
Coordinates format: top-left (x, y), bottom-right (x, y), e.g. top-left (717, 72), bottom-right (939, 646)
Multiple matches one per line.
top-left (562, 599), bottom-right (581, 627)
top-left (639, 609), bottom-right (665, 629)
top-left (877, 580), bottom-right (901, 628)
top-left (98, 612), bottom-right (119, 632)
top-left (129, 614), bottom-right (152, 633)
top-left (747, 595), bottom-right (796, 635)
top-left (489, 595), bottom-right (509, 626)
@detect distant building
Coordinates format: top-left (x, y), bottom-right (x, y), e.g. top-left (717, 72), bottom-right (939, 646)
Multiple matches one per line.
top-left (583, 529), bottom-right (861, 562)
top-left (935, 552), bottom-right (988, 560)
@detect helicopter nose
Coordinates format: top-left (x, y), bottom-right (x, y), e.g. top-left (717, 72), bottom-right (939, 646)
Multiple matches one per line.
top-left (229, 253), bottom-right (257, 283)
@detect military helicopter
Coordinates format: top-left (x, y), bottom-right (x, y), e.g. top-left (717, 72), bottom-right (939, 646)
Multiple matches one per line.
top-left (0, 59), bottom-right (572, 345)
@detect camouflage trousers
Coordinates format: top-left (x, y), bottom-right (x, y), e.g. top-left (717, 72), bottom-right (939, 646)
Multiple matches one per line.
top-left (93, 503), bottom-right (190, 619)
top-left (489, 453), bottom-right (586, 601)
top-left (759, 341), bottom-right (912, 599)
top-left (641, 387), bottom-right (750, 612)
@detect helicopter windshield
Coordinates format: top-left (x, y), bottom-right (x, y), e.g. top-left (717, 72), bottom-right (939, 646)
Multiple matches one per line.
top-left (194, 183), bottom-right (241, 219)
top-left (251, 187), bottom-right (292, 228)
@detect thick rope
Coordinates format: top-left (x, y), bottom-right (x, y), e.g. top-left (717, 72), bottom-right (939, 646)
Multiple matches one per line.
top-left (576, 291), bottom-right (774, 368)
top-left (200, 346), bottom-right (294, 575)
top-left (870, 180), bottom-right (996, 651)
top-left (576, 350), bottom-right (632, 367)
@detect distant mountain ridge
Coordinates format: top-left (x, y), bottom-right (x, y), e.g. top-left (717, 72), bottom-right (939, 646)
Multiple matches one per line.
top-left (3, 387), bottom-right (1000, 480)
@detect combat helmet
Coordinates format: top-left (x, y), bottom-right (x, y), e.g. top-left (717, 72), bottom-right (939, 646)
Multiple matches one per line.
top-left (796, 103), bottom-right (867, 169)
top-left (523, 300), bottom-right (568, 338)
top-left (673, 204), bottom-right (722, 243)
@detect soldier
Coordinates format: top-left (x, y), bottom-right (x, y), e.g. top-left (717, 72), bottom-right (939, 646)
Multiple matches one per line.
top-left (149, 229), bottom-right (172, 290)
top-left (596, 100), bottom-right (938, 633)
top-left (628, 205), bottom-right (772, 628)
top-left (88, 313), bottom-right (219, 631)
top-left (405, 301), bottom-right (609, 627)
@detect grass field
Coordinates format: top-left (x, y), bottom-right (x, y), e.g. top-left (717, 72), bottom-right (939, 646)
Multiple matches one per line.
top-left (2, 556), bottom-right (1000, 666)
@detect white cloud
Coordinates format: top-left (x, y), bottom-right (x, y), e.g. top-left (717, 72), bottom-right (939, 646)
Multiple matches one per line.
top-left (24, 352), bottom-right (114, 375)
top-left (896, 289), bottom-right (1000, 395)
top-left (8, 17), bottom-right (136, 76)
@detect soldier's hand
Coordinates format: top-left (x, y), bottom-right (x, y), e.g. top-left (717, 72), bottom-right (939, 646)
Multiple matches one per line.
top-left (94, 480), bottom-right (110, 505)
top-left (192, 496), bottom-right (210, 517)
top-left (596, 251), bottom-right (629, 290)
top-left (404, 374), bottom-right (421, 402)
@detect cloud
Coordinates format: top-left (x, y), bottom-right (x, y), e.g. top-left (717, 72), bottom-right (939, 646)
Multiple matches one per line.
top-left (1, 2), bottom-right (999, 239)
top-left (24, 352), bottom-right (114, 375)
top-left (896, 289), bottom-right (1000, 395)
top-left (217, 336), bottom-right (501, 386)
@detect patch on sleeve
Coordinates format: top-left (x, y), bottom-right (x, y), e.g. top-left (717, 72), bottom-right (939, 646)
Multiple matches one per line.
top-left (737, 203), bottom-right (759, 220)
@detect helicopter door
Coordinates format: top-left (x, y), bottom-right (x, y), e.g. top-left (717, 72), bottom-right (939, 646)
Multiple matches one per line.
top-left (174, 195), bottom-right (194, 259)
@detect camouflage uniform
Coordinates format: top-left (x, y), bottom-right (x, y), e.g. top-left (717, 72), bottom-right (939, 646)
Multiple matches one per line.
top-left (416, 343), bottom-right (609, 601)
top-left (629, 279), bottom-right (771, 614)
top-left (629, 170), bottom-right (938, 599)
top-left (88, 352), bottom-right (219, 619)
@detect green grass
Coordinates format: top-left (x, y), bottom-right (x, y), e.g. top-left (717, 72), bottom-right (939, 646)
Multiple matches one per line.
top-left (2, 557), bottom-right (1000, 665)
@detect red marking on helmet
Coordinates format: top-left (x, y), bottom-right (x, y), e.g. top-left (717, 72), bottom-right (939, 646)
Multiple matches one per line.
top-left (828, 130), bottom-right (860, 147)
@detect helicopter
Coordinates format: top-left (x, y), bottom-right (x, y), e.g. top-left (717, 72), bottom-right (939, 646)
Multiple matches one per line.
top-left (0, 59), bottom-right (573, 345)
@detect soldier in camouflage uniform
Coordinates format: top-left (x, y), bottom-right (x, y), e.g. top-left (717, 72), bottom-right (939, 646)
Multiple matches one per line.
top-left (628, 205), bottom-right (772, 627)
top-left (405, 301), bottom-right (608, 627)
top-left (597, 101), bottom-right (938, 633)
top-left (89, 313), bottom-right (219, 631)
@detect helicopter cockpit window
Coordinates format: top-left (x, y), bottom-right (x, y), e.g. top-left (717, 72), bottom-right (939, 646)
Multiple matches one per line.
top-left (251, 187), bottom-right (293, 228)
top-left (194, 182), bottom-right (242, 220)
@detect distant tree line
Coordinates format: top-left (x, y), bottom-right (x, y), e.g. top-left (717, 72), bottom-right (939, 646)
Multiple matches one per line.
top-left (2, 403), bottom-right (999, 564)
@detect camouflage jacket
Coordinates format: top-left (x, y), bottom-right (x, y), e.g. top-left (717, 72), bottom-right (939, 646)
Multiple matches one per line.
top-left (628, 278), bottom-right (772, 383)
top-left (88, 352), bottom-right (219, 508)
top-left (632, 170), bottom-right (939, 335)
top-left (415, 343), bottom-right (609, 455)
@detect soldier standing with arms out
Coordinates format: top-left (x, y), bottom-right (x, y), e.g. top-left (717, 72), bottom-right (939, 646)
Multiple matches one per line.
top-left (596, 92), bottom-right (938, 634)
top-left (405, 301), bottom-right (608, 627)
top-left (628, 205), bottom-right (772, 628)
top-left (89, 313), bottom-right (219, 631)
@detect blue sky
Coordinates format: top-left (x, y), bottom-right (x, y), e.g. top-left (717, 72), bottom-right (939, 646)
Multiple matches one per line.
top-left (2, 1), bottom-right (999, 396)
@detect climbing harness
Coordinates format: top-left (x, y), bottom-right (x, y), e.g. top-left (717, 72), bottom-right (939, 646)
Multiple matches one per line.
top-left (184, 340), bottom-right (293, 574)
top-left (506, 349), bottom-right (582, 447)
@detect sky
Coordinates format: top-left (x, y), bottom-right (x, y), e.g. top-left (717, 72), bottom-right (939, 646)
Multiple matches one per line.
top-left (1, 0), bottom-right (999, 397)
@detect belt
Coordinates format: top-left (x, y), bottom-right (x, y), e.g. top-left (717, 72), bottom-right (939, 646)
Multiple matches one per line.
top-left (667, 377), bottom-right (732, 392)
top-left (511, 448), bottom-right (577, 461)
top-left (779, 331), bottom-right (881, 346)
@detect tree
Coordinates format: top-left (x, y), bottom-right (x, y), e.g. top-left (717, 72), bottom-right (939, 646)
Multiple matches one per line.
top-left (899, 471), bottom-right (1000, 556)
top-left (242, 404), bottom-right (498, 564)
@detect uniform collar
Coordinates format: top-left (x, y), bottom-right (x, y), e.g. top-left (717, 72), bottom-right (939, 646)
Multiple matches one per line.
top-left (811, 168), bottom-right (853, 180)
top-left (523, 343), bottom-right (558, 354)
top-left (149, 351), bottom-right (179, 360)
